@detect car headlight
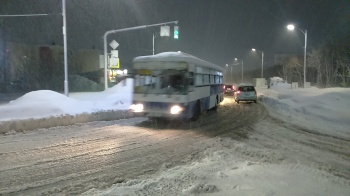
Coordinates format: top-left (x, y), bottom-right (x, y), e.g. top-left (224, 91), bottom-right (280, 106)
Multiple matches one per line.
top-left (170, 105), bottom-right (183, 114)
top-left (129, 104), bottom-right (144, 112)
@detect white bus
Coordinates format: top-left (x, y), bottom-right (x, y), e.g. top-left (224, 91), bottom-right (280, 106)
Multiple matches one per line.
top-left (129, 52), bottom-right (224, 120)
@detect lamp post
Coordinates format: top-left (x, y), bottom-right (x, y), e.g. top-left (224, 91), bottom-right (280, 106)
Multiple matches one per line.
top-left (234, 58), bottom-right (244, 83)
top-left (252, 48), bottom-right (264, 78)
top-left (287, 24), bottom-right (307, 88)
top-left (225, 64), bottom-right (233, 83)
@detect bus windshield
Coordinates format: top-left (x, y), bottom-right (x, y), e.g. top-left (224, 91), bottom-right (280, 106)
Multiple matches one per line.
top-left (134, 69), bottom-right (193, 95)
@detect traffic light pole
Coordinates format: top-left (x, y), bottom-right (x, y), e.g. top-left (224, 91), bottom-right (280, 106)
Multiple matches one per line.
top-left (103, 20), bottom-right (178, 90)
top-left (153, 33), bottom-right (155, 55)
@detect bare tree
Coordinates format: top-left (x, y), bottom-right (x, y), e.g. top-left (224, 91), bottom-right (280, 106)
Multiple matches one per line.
top-left (335, 46), bottom-right (350, 87)
top-left (308, 48), bottom-right (323, 87)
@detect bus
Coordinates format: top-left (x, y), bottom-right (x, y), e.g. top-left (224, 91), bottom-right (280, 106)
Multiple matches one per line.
top-left (129, 52), bottom-right (224, 120)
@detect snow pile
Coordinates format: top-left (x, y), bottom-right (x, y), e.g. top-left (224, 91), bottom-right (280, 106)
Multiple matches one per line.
top-left (0, 79), bottom-right (135, 133)
top-left (83, 138), bottom-right (350, 195)
top-left (0, 79), bottom-right (133, 122)
top-left (259, 85), bottom-right (350, 139)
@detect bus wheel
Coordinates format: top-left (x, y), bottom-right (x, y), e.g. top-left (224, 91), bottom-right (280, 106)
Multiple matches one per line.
top-left (191, 101), bottom-right (201, 121)
top-left (212, 96), bottom-right (219, 111)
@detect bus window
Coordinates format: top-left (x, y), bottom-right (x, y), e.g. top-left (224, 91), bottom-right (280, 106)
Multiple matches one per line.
top-left (187, 72), bottom-right (194, 86)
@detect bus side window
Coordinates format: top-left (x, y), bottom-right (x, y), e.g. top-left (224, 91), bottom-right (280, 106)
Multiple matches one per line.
top-left (187, 72), bottom-right (194, 85)
top-left (186, 72), bottom-right (194, 91)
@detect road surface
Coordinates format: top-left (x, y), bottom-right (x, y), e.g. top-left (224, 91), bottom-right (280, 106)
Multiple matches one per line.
top-left (0, 96), bottom-right (349, 195)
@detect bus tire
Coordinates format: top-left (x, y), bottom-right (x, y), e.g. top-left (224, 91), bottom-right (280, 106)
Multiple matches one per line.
top-left (212, 96), bottom-right (219, 111)
top-left (191, 101), bottom-right (201, 121)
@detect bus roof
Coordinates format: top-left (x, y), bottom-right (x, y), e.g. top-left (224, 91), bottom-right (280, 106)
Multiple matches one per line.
top-left (133, 52), bottom-right (223, 72)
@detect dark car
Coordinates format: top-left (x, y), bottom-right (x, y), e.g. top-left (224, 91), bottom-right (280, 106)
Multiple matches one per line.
top-left (223, 84), bottom-right (235, 94)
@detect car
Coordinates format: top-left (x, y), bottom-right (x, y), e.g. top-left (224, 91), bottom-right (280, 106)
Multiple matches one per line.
top-left (234, 84), bottom-right (257, 103)
top-left (223, 84), bottom-right (235, 94)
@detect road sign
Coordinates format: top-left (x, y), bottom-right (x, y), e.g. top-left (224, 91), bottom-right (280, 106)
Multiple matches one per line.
top-left (109, 40), bottom-right (119, 50)
top-left (111, 50), bottom-right (118, 58)
top-left (109, 57), bottom-right (120, 69)
top-left (160, 26), bottom-right (170, 36)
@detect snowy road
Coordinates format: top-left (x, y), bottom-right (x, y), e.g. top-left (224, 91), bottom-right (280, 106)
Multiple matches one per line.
top-left (0, 96), bottom-right (349, 195)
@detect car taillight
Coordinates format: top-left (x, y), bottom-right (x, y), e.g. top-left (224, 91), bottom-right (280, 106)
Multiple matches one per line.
top-left (223, 85), bottom-right (225, 89)
top-left (236, 90), bottom-right (241, 94)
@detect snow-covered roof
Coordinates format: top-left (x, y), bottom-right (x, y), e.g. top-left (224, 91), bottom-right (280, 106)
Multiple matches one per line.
top-left (133, 52), bottom-right (223, 71)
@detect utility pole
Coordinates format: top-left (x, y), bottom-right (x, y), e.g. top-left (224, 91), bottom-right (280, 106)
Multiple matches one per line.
top-left (62, 0), bottom-right (69, 96)
top-left (261, 51), bottom-right (264, 78)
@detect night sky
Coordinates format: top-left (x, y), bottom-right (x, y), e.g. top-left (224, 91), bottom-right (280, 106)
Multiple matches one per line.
top-left (0, 0), bottom-right (349, 71)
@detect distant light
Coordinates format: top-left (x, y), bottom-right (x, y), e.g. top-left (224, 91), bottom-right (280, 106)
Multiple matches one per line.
top-left (234, 58), bottom-right (238, 60)
top-left (287, 24), bottom-right (295, 30)
top-left (226, 64), bottom-right (228, 67)
top-left (252, 48), bottom-right (256, 51)
top-left (123, 69), bottom-right (128, 75)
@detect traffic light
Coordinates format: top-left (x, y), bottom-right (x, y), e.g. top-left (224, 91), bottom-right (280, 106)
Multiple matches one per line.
top-left (174, 26), bottom-right (179, 39)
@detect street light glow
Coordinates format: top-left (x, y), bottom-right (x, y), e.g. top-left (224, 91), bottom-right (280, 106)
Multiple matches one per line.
top-left (251, 48), bottom-right (264, 78)
top-left (286, 23), bottom-right (307, 88)
top-left (234, 58), bottom-right (244, 83)
top-left (287, 24), bottom-right (295, 30)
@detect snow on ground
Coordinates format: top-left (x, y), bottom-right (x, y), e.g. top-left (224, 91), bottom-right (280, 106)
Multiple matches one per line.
top-left (0, 79), bottom-right (133, 122)
top-left (1, 78), bottom-right (350, 195)
top-left (259, 82), bottom-right (350, 139)
top-left (83, 137), bottom-right (350, 196)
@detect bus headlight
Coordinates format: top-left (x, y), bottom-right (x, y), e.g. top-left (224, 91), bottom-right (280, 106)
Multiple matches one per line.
top-left (170, 105), bottom-right (183, 114)
top-left (129, 104), bottom-right (144, 112)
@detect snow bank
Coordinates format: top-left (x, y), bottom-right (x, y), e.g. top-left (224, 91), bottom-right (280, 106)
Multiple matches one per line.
top-left (0, 79), bottom-right (135, 133)
top-left (259, 86), bottom-right (350, 139)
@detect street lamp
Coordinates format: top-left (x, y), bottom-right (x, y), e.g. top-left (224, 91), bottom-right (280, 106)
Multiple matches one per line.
top-left (287, 24), bottom-right (307, 88)
top-left (234, 58), bottom-right (244, 83)
top-left (252, 48), bottom-right (264, 78)
top-left (225, 63), bottom-right (233, 83)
